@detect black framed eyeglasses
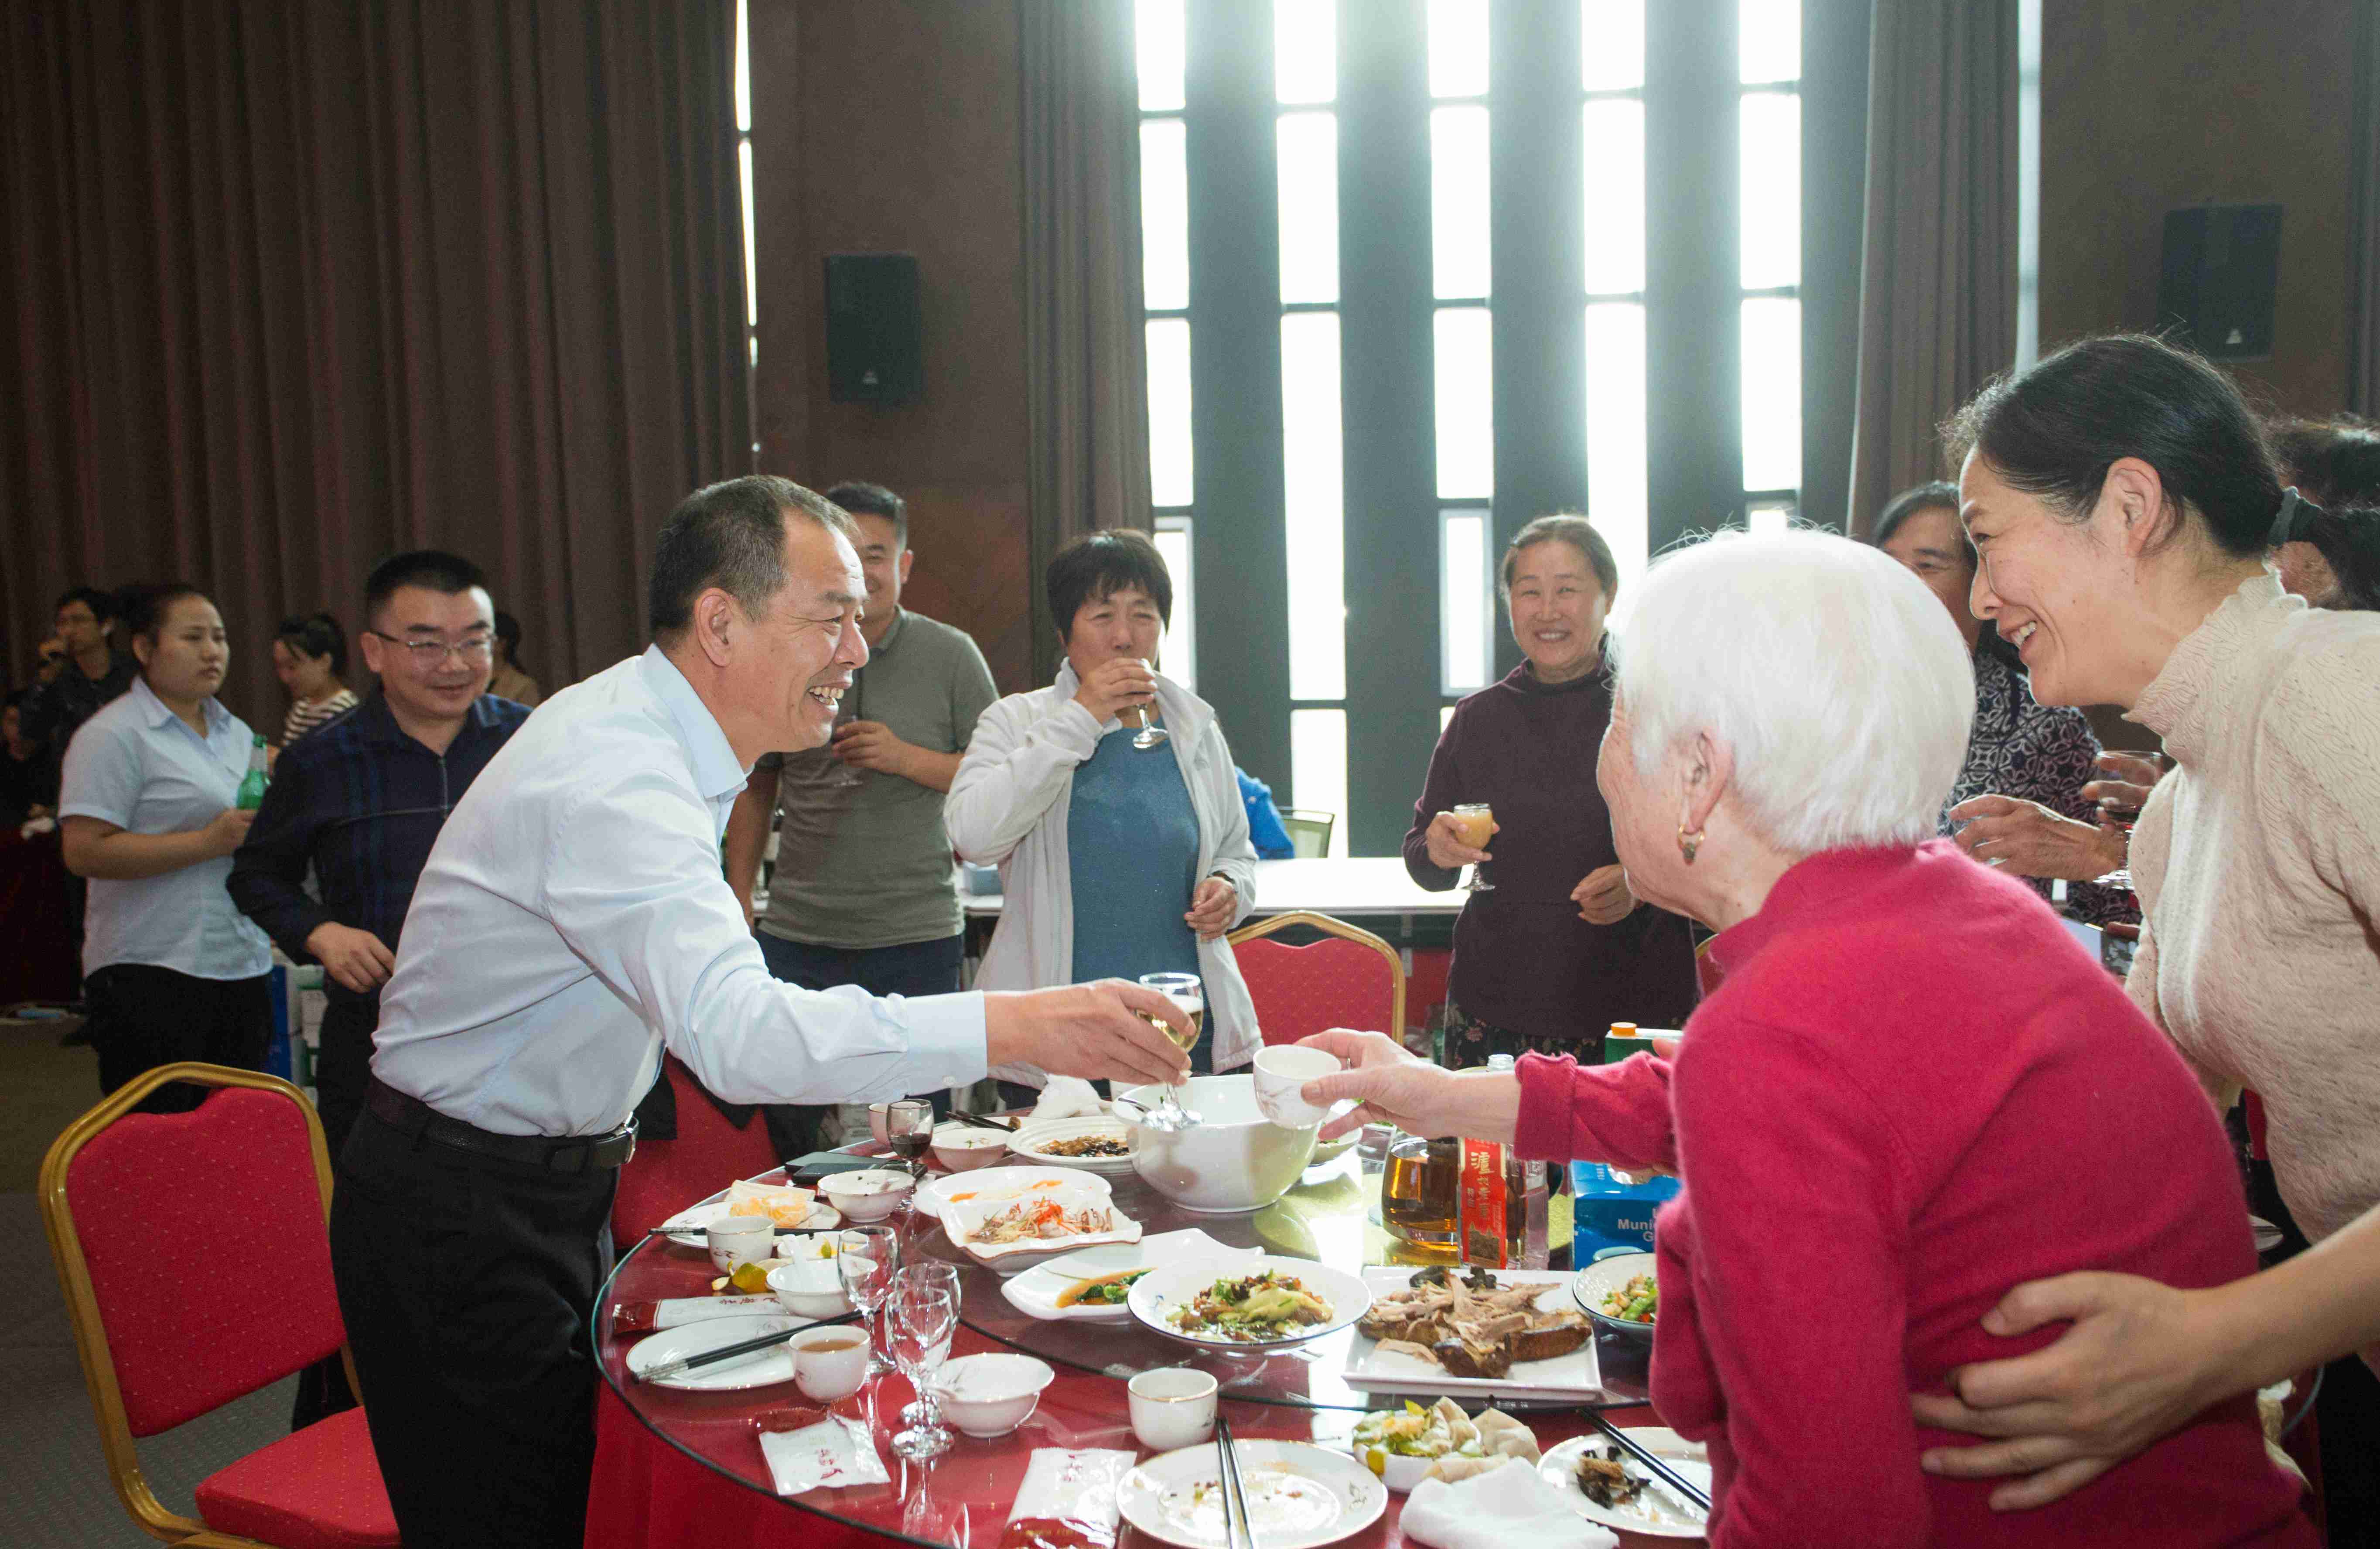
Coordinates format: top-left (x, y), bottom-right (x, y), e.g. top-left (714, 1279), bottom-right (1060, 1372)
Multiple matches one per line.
top-left (367, 629), bottom-right (495, 667)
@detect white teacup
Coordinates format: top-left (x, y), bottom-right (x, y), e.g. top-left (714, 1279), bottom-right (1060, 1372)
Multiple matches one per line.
top-left (707, 1214), bottom-right (775, 1274)
top-left (1251, 1045), bottom-right (1347, 1129)
top-left (792, 1326), bottom-right (871, 1402)
top-left (1128, 1368), bottom-right (1219, 1451)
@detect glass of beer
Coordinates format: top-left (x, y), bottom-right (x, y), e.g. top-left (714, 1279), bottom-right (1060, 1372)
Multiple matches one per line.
top-left (1134, 972), bottom-right (1204, 1131)
top-left (1451, 803), bottom-right (1496, 892)
top-left (1127, 658), bottom-right (1169, 750)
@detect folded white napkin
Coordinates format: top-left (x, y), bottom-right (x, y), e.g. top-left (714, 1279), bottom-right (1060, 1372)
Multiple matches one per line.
top-left (757, 1412), bottom-right (891, 1496)
top-left (1030, 1077), bottom-right (1106, 1123)
top-left (1400, 1460), bottom-right (1619, 1549)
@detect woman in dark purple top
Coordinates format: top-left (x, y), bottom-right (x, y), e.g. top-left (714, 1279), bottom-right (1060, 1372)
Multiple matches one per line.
top-left (1403, 516), bottom-right (1698, 1065)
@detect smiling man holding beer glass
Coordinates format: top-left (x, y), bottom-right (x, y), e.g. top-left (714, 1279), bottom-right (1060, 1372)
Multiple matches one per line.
top-left (1404, 515), bottom-right (1697, 1066)
top-left (947, 530), bottom-right (1261, 1100)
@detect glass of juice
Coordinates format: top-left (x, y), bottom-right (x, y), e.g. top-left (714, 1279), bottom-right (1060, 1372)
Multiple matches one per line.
top-left (1451, 803), bottom-right (1495, 892)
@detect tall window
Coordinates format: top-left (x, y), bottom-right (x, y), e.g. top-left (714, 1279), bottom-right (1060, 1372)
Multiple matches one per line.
top-left (1738, 0), bottom-right (1801, 531)
top-left (1138, 2), bottom-right (1200, 691)
top-left (1137, 0), bottom-right (1808, 854)
top-left (1275, 0), bottom-right (1349, 853)
top-left (1582, 0), bottom-right (1651, 601)
top-left (1434, 0), bottom-right (1494, 699)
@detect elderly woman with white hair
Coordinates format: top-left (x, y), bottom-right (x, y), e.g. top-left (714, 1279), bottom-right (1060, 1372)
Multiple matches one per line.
top-left (1301, 531), bottom-right (2309, 1547)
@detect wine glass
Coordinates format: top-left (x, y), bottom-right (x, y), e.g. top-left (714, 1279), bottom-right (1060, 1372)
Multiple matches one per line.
top-left (886, 1283), bottom-right (960, 1462)
top-left (895, 1262), bottom-right (963, 1426)
top-left (826, 672), bottom-right (866, 788)
top-left (1452, 803), bottom-right (1496, 892)
top-left (1127, 659), bottom-right (1168, 750)
top-left (836, 1226), bottom-right (901, 1377)
top-left (884, 1098), bottom-right (933, 1187)
top-left (1134, 972), bottom-right (1203, 1132)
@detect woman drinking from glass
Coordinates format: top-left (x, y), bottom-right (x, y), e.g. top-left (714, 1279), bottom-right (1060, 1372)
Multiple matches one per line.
top-left (946, 530), bottom-right (1260, 1094)
top-left (1302, 529), bottom-right (2310, 1546)
top-left (1403, 514), bottom-right (1696, 1066)
top-left (59, 583), bottom-right (274, 1111)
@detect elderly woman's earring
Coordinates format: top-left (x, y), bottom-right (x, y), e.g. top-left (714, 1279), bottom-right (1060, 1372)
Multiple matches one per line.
top-left (1678, 825), bottom-right (1704, 864)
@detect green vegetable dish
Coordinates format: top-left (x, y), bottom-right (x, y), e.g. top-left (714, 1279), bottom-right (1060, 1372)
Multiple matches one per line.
top-left (1598, 1272), bottom-right (1657, 1325)
top-left (1166, 1269), bottom-right (1333, 1342)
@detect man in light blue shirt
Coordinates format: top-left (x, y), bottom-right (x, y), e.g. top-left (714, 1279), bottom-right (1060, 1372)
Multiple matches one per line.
top-left (331, 475), bottom-right (1190, 1549)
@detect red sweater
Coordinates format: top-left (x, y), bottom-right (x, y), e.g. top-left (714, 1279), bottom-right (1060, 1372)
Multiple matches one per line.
top-left (1515, 842), bottom-right (2311, 1548)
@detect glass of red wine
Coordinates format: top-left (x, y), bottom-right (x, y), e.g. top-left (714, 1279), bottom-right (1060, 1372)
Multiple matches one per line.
top-left (883, 1099), bottom-right (933, 1193)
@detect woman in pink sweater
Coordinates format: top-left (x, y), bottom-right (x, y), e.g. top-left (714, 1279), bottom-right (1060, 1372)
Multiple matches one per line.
top-left (1304, 530), bottom-right (2310, 1546)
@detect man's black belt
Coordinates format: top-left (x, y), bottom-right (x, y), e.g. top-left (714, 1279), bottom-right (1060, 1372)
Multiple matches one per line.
top-left (365, 1078), bottom-right (637, 1173)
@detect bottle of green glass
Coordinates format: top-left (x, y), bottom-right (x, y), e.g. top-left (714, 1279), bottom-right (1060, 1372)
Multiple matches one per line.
top-left (235, 734), bottom-right (270, 810)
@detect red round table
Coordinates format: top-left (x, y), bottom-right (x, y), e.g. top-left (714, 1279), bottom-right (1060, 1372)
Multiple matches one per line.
top-left (585, 1143), bottom-right (1693, 1548)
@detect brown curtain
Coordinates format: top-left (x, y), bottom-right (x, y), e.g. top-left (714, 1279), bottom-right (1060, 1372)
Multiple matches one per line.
top-left (1018, 0), bottom-right (1149, 684)
top-left (1844, 0), bottom-right (2019, 535)
top-left (0, 0), bottom-right (751, 729)
top-left (2351, 0), bottom-right (2380, 416)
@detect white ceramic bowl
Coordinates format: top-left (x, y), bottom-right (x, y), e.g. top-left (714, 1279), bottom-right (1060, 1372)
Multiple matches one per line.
top-left (816, 1167), bottom-right (914, 1223)
top-left (1571, 1252), bottom-right (1658, 1342)
top-left (765, 1258), bottom-right (853, 1320)
top-left (931, 1353), bottom-right (1055, 1437)
top-left (1347, 1440), bottom-right (1437, 1494)
top-left (930, 1125), bottom-right (1011, 1173)
top-left (1121, 1074), bottom-right (1319, 1214)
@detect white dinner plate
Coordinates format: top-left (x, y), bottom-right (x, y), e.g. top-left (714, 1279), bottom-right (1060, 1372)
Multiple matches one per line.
top-left (1006, 1115), bottom-right (1141, 1176)
top-left (913, 1166), bottom-right (1110, 1221)
top-left (1538, 1429), bottom-right (1712, 1538)
top-left (942, 1186), bottom-right (1143, 1275)
top-left (1120, 1439), bottom-right (1386, 1549)
top-left (1000, 1230), bottom-right (1264, 1323)
top-left (1341, 1269), bottom-right (1607, 1403)
top-left (659, 1197), bottom-right (841, 1248)
top-left (623, 1312), bottom-right (807, 1392)
top-left (1128, 1255), bottom-right (1372, 1351)
top-left (1306, 1129), bottom-right (1359, 1167)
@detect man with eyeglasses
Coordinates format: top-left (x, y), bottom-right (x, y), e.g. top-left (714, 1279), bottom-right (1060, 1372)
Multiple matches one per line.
top-left (226, 550), bottom-right (529, 1427)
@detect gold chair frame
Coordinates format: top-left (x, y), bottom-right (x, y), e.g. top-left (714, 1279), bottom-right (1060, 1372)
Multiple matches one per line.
top-left (1226, 910), bottom-right (1407, 1037)
top-left (39, 1061), bottom-right (368, 1548)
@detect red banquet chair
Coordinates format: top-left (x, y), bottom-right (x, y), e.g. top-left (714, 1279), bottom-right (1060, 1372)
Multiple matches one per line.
top-left (38, 1063), bottom-right (399, 1549)
top-left (1226, 910), bottom-right (1407, 1047)
top-left (609, 1054), bottom-right (785, 1242)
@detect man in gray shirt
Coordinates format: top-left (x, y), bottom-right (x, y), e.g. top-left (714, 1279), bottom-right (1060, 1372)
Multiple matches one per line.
top-left (723, 480), bottom-right (997, 1150)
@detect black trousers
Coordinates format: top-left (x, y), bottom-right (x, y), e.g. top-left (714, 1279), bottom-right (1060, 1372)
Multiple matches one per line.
top-left (753, 931), bottom-right (964, 1156)
top-left (311, 995), bottom-right (379, 1159)
top-left (290, 996), bottom-right (378, 1431)
top-left (330, 1107), bottom-right (618, 1549)
top-left (85, 963), bottom-right (271, 1112)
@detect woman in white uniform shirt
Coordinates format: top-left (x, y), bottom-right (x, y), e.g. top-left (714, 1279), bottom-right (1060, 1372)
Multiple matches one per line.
top-left (60, 584), bottom-right (273, 1111)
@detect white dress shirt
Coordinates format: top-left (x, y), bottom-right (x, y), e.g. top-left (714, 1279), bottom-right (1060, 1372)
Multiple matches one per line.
top-left (58, 678), bottom-right (273, 981)
top-left (371, 646), bottom-right (989, 1137)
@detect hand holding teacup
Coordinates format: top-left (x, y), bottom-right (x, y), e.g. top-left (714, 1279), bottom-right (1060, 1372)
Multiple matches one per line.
top-left (1251, 1044), bottom-right (1361, 1129)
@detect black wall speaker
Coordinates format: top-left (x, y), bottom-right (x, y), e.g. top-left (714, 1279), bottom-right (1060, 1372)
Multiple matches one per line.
top-left (824, 253), bottom-right (922, 403)
top-left (2156, 205), bottom-right (2283, 362)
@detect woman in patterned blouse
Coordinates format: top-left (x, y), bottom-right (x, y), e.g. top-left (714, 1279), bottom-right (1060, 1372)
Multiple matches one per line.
top-left (1870, 482), bottom-right (2136, 926)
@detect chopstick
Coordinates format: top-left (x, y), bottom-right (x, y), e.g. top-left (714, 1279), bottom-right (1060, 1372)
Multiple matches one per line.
top-left (643, 1224), bottom-right (824, 1238)
top-left (1216, 1416), bottom-right (1255, 1549)
top-left (946, 1109), bottom-right (1017, 1132)
top-left (635, 1310), bottom-right (860, 1383)
top-left (1584, 1409), bottom-right (1712, 1515)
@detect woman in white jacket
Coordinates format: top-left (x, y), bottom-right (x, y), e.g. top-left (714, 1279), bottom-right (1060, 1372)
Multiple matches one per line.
top-left (947, 530), bottom-right (1260, 1093)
